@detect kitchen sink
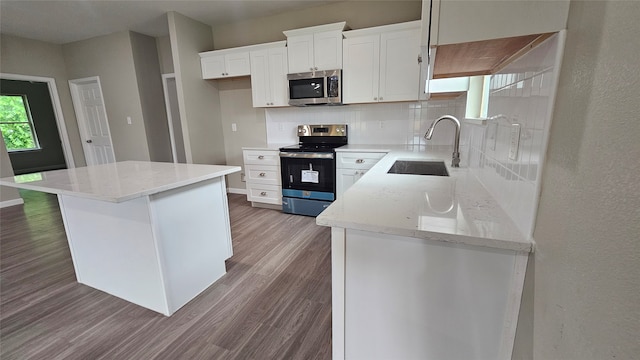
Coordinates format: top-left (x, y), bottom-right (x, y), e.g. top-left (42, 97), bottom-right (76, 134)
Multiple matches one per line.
top-left (387, 160), bottom-right (449, 176)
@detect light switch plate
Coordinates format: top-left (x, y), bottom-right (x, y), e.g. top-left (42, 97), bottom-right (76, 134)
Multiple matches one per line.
top-left (509, 123), bottom-right (521, 160)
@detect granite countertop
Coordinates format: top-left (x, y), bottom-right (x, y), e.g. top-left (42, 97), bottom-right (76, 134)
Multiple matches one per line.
top-left (317, 145), bottom-right (532, 252)
top-left (0, 161), bottom-right (241, 203)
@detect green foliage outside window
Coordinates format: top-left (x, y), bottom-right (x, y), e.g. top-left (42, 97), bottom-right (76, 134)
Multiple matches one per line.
top-left (0, 95), bottom-right (39, 151)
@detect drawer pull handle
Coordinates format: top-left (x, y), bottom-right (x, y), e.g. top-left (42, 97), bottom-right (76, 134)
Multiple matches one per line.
top-left (356, 159), bottom-right (364, 163)
top-left (260, 191), bottom-right (267, 196)
top-left (259, 172), bottom-right (266, 177)
top-left (258, 155), bottom-right (264, 159)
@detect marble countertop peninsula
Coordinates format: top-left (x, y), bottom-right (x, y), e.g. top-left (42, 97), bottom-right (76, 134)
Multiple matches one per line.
top-left (316, 146), bottom-right (532, 252)
top-left (0, 161), bottom-right (241, 203)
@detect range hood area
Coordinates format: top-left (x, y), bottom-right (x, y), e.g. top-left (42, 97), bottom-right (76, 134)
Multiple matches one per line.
top-left (431, 33), bottom-right (554, 79)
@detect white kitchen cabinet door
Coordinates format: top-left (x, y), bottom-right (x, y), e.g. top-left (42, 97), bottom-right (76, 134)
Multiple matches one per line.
top-left (287, 34), bottom-right (315, 73)
top-left (267, 47), bottom-right (289, 106)
top-left (201, 52), bottom-right (250, 79)
top-left (313, 31), bottom-right (343, 71)
top-left (287, 30), bottom-right (343, 73)
top-left (201, 54), bottom-right (226, 79)
top-left (225, 52), bottom-right (251, 77)
top-left (250, 47), bottom-right (289, 108)
top-left (337, 169), bottom-right (362, 198)
top-left (342, 34), bottom-right (380, 104)
top-left (250, 50), bottom-right (270, 107)
top-left (379, 28), bottom-right (420, 102)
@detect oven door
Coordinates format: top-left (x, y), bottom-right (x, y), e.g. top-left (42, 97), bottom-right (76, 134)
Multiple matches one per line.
top-left (280, 152), bottom-right (335, 200)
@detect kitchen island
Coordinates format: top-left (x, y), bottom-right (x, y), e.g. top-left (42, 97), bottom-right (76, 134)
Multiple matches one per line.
top-left (317, 146), bottom-right (532, 360)
top-left (0, 161), bottom-right (240, 316)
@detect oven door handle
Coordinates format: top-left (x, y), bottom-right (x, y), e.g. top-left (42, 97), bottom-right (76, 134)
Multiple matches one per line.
top-left (279, 152), bottom-right (335, 159)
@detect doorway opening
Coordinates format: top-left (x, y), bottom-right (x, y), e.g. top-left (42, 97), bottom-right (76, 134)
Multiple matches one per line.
top-left (1, 79), bottom-right (68, 174)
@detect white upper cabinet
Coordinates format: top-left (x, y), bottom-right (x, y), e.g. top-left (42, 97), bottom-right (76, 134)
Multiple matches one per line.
top-left (250, 42), bottom-right (289, 108)
top-left (200, 50), bottom-right (250, 79)
top-left (343, 21), bottom-right (421, 104)
top-left (427, 0), bottom-right (570, 46)
top-left (284, 22), bottom-right (347, 73)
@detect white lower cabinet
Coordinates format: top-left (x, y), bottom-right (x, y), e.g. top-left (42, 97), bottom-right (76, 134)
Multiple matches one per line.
top-left (243, 149), bottom-right (282, 207)
top-left (336, 151), bottom-right (387, 197)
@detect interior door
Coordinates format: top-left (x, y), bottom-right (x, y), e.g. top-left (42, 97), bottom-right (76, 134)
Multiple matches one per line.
top-left (69, 77), bottom-right (116, 165)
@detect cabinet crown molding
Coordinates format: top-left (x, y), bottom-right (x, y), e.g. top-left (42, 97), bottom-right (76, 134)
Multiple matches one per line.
top-left (283, 21), bottom-right (347, 37)
top-left (343, 20), bottom-right (420, 38)
top-left (199, 41), bottom-right (286, 58)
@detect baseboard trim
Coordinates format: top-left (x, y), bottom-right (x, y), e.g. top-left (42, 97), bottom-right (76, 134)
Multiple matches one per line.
top-left (0, 198), bottom-right (24, 208)
top-left (227, 187), bottom-right (247, 195)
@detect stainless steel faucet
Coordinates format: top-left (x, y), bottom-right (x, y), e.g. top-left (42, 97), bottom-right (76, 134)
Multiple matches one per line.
top-left (424, 115), bottom-right (461, 167)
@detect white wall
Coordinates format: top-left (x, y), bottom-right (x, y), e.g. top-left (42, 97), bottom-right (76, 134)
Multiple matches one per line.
top-left (211, 1), bottom-right (421, 50)
top-left (168, 12), bottom-right (226, 165)
top-left (130, 32), bottom-right (173, 163)
top-left (63, 31), bottom-right (151, 162)
top-left (462, 33), bottom-right (564, 238)
top-left (528, 0), bottom-right (640, 358)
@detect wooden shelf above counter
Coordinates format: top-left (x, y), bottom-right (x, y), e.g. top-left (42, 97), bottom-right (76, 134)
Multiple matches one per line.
top-left (432, 33), bottom-right (554, 79)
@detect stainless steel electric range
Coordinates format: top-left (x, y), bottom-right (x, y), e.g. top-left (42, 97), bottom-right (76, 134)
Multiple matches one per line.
top-left (279, 124), bottom-right (347, 216)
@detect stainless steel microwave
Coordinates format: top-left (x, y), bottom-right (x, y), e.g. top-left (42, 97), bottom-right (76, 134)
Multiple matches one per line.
top-left (287, 69), bottom-right (342, 106)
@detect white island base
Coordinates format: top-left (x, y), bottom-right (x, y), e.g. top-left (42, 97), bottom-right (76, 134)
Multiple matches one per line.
top-left (331, 228), bottom-right (528, 360)
top-left (60, 177), bottom-right (233, 316)
top-left (0, 161), bottom-right (241, 317)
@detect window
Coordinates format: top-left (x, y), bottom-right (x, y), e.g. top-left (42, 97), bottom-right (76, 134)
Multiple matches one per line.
top-left (0, 95), bottom-right (40, 152)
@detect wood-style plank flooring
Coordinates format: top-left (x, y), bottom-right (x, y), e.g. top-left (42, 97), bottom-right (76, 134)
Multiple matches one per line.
top-left (0, 190), bottom-right (332, 360)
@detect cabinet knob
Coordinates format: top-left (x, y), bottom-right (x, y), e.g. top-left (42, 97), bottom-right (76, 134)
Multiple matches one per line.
top-left (260, 191), bottom-right (267, 196)
top-left (259, 172), bottom-right (266, 177)
top-left (373, 97), bottom-right (377, 101)
top-left (310, 67), bottom-right (314, 71)
top-left (86, 139), bottom-right (93, 143)
top-left (356, 159), bottom-right (364, 164)
top-left (314, 67), bottom-right (318, 70)
top-left (258, 155), bottom-right (264, 159)
top-left (379, 97), bottom-right (383, 100)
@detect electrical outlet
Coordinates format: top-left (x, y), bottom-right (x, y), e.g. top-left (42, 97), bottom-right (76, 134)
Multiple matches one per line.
top-left (240, 173), bottom-right (245, 182)
top-left (509, 124), bottom-right (521, 161)
top-left (126, 116), bottom-right (132, 125)
top-left (231, 123), bottom-right (237, 132)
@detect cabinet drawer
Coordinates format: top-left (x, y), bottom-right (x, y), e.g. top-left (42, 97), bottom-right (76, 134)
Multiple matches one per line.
top-left (247, 184), bottom-right (282, 205)
top-left (337, 152), bottom-right (386, 170)
top-left (243, 150), bottom-right (280, 165)
top-left (245, 165), bottom-right (281, 185)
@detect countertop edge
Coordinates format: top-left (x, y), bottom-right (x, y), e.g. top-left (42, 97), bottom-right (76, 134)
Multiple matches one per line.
top-left (316, 216), bottom-right (532, 253)
top-left (0, 165), bottom-right (241, 203)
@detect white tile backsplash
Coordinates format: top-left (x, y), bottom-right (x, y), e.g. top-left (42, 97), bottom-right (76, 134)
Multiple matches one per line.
top-left (265, 98), bottom-right (467, 146)
top-left (463, 32), bottom-right (565, 238)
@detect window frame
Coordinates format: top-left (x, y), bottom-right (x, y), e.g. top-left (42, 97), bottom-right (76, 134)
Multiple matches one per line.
top-left (0, 93), bottom-right (41, 153)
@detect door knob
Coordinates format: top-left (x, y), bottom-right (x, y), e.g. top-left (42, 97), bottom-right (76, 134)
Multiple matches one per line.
top-left (259, 173), bottom-right (266, 177)
top-left (86, 140), bottom-right (93, 143)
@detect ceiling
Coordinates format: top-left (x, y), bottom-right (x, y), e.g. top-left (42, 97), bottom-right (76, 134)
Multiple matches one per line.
top-left (0, 0), bottom-right (343, 45)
